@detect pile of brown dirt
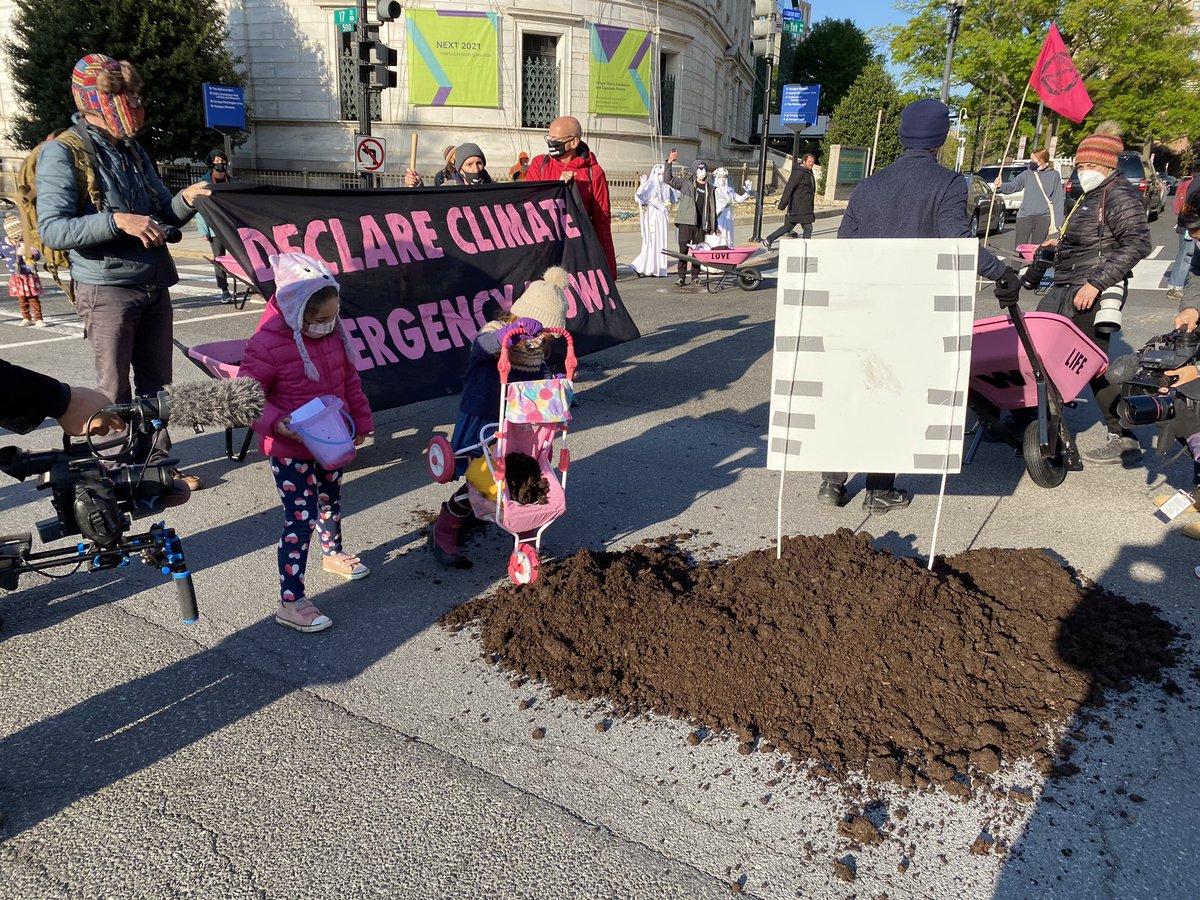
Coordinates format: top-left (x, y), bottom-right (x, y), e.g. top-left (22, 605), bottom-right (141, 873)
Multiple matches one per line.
top-left (441, 530), bottom-right (1180, 790)
top-left (505, 452), bottom-right (549, 505)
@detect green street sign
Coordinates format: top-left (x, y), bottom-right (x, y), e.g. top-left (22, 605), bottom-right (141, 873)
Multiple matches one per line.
top-left (334, 8), bottom-right (358, 33)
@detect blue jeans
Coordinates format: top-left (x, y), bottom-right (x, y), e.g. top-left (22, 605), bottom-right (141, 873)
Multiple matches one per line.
top-left (1170, 230), bottom-right (1194, 289)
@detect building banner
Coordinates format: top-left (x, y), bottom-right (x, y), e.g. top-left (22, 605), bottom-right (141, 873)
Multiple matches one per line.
top-left (196, 182), bottom-right (640, 411)
top-left (406, 9), bottom-right (499, 107)
top-left (588, 24), bottom-right (652, 117)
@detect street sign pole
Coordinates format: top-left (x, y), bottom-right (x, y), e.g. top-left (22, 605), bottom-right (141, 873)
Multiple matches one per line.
top-left (751, 49), bottom-right (774, 243)
top-left (357, 0), bottom-right (372, 188)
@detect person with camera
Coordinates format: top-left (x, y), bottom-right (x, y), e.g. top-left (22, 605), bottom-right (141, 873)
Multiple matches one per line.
top-left (37, 54), bottom-right (210, 489)
top-left (0, 358), bottom-right (124, 437)
top-left (1029, 123), bottom-right (1152, 467)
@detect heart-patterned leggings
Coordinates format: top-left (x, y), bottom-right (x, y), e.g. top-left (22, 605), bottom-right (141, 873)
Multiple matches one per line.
top-left (270, 457), bottom-right (344, 603)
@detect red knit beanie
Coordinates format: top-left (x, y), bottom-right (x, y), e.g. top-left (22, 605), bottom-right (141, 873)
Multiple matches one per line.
top-left (1075, 131), bottom-right (1122, 169)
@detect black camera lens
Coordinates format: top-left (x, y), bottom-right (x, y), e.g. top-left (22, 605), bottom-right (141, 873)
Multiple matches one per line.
top-left (1177, 330), bottom-right (1200, 355)
top-left (1118, 392), bottom-right (1176, 427)
top-left (162, 225), bottom-right (183, 244)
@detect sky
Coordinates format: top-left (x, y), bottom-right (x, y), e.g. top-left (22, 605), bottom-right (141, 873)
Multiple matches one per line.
top-left (817, 0), bottom-right (912, 43)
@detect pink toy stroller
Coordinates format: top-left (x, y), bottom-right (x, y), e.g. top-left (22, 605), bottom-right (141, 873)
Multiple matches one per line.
top-left (426, 326), bottom-right (577, 584)
top-left (966, 305), bottom-right (1108, 487)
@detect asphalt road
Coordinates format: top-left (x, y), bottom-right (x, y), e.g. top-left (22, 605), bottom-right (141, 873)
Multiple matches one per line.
top-left (1, 210), bottom-right (1198, 899)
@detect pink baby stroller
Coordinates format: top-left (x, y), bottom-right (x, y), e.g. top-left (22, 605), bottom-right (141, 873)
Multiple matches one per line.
top-left (966, 304), bottom-right (1108, 487)
top-left (427, 326), bottom-right (577, 584)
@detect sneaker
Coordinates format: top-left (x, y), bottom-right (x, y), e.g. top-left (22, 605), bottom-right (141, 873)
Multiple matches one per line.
top-left (1080, 431), bottom-right (1143, 466)
top-left (674, 276), bottom-right (688, 286)
top-left (863, 488), bottom-right (912, 513)
top-left (220, 292), bottom-right (235, 304)
top-left (817, 481), bottom-right (848, 507)
top-left (275, 598), bottom-right (332, 633)
top-left (171, 469), bottom-right (203, 491)
top-left (322, 551), bottom-right (370, 580)
top-left (32, 319), bottom-right (48, 327)
top-left (1184, 521), bottom-right (1200, 541)
top-left (759, 239), bottom-right (773, 251)
top-left (17, 318), bottom-right (32, 327)
top-left (1167, 287), bottom-right (1185, 302)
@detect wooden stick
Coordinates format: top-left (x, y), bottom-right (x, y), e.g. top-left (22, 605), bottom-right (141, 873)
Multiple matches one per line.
top-left (410, 133), bottom-right (418, 171)
top-left (983, 82), bottom-right (1030, 253)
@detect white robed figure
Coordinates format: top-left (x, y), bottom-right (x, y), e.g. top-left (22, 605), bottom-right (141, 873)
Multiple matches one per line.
top-left (713, 168), bottom-right (754, 247)
top-left (631, 164), bottom-right (678, 277)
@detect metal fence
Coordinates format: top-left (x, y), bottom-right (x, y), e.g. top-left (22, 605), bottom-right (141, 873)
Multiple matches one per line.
top-left (1, 160), bottom-right (777, 211)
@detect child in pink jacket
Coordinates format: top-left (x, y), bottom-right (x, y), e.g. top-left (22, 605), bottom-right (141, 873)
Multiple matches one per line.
top-left (238, 252), bottom-right (374, 633)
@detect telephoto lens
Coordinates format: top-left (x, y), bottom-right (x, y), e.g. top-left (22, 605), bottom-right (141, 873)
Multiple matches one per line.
top-left (1093, 288), bottom-right (1125, 335)
top-left (1118, 392), bottom-right (1176, 427)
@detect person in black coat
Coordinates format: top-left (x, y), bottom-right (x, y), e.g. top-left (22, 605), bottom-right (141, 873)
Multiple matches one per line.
top-left (763, 153), bottom-right (816, 248)
top-left (817, 98), bottom-right (1017, 514)
top-left (664, 150), bottom-right (717, 286)
top-left (0, 358), bottom-right (122, 436)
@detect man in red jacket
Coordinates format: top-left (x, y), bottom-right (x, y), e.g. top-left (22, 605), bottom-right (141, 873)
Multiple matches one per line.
top-left (525, 116), bottom-right (617, 279)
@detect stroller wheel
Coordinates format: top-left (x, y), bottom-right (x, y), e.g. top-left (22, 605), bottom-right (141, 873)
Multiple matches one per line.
top-left (508, 543), bottom-right (540, 585)
top-left (1022, 421), bottom-right (1068, 488)
top-left (427, 435), bottom-right (456, 484)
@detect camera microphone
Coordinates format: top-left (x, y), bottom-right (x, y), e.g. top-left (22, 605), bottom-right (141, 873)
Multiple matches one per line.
top-left (1104, 354), bottom-right (1143, 385)
top-left (99, 377), bottom-right (265, 431)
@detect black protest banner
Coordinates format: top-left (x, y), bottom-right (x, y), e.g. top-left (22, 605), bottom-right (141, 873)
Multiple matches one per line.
top-left (195, 182), bottom-right (640, 410)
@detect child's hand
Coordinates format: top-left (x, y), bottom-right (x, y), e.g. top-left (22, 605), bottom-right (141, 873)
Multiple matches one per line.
top-left (275, 415), bottom-right (299, 440)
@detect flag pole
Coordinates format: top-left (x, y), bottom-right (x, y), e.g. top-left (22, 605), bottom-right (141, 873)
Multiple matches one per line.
top-left (982, 82), bottom-right (1030, 253)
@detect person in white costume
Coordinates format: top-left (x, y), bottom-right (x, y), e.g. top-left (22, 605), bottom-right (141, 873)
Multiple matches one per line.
top-left (712, 168), bottom-right (753, 247)
top-left (630, 164), bottom-right (678, 277)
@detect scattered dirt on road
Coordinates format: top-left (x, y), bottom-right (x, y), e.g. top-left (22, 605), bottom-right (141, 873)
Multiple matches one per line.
top-left (441, 529), bottom-right (1180, 791)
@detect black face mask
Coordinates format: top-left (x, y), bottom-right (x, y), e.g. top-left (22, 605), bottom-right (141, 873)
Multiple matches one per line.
top-left (546, 138), bottom-right (568, 158)
top-left (212, 163), bottom-right (227, 173)
top-left (463, 172), bottom-right (486, 185)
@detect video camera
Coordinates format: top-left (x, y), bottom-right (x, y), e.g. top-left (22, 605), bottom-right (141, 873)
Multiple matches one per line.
top-left (1115, 330), bottom-right (1200, 427)
top-left (0, 419), bottom-right (197, 622)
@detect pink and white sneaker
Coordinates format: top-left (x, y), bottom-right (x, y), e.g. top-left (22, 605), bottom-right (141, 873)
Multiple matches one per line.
top-left (275, 598), bottom-right (332, 633)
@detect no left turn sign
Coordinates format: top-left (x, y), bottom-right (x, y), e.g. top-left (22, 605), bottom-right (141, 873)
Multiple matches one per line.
top-left (355, 134), bottom-right (386, 173)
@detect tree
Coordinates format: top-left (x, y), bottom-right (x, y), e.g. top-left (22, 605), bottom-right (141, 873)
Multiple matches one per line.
top-left (789, 18), bottom-right (877, 117)
top-left (822, 63), bottom-right (905, 172)
top-left (5, 0), bottom-right (244, 161)
top-left (887, 0), bottom-right (1200, 153)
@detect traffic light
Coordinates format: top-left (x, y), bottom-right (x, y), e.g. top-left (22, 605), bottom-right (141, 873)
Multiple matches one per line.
top-left (751, 0), bottom-right (776, 60)
top-left (358, 24), bottom-right (398, 90)
top-left (376, 0), bottom-right (402, 22)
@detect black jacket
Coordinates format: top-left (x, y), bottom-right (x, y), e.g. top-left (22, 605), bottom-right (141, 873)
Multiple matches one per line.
top-left (778, 165), bottom-right (816, 225)
top-left (1052, 174), bottom-right (1152, 290)
top-left (0, 358), bottom-right (71, 434)
top-left (838, 150), bottom-right (1007, 279)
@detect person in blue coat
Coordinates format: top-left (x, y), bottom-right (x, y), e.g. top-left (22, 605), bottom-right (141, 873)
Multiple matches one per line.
top-left (818, 98), bottom-right (1017, 514)
top-left (36, 54), bottom-right (209, 484)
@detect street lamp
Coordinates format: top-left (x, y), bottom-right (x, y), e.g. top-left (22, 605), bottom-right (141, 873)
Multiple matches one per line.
top-left (939, 0), bottom-right (966, 105)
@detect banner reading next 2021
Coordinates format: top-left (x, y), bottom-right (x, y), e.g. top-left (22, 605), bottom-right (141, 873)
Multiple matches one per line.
top-left (407, 9), bottom-right (499, 107)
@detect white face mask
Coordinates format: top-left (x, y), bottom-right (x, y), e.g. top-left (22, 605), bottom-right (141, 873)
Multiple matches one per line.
top-left (303, 319), bottom-right (336, 338)
top-left (695, 168), bottom-right (707, 183)
top-left (1077, 169), bottom-right (1107, 193)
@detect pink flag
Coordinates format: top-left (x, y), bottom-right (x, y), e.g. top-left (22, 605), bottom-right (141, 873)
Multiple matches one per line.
top-left (1028, 25), bottom-right (1093, 123)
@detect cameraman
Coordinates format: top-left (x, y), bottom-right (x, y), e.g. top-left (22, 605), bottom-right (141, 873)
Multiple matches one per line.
top-left (37, 54), bottom-right (210, 489)
top-left (0, 358), bottom-right (124, 437)
top-left (1033, 124), bottom-right (1152, 467)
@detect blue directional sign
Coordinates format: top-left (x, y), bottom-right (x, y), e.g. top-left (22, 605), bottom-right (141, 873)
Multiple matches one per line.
top-left (202, 83), bottom-right (246, 131)
top-left (780, 83), bottom-right (821, 126)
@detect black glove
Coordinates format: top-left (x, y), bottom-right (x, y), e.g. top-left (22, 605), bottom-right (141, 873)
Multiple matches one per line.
top-left (994, 268), bottom-right (1022, 309)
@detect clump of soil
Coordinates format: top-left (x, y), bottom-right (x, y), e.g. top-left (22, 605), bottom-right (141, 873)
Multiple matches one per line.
top-left (505, 452), bottom-right (549, 505)
top-left (441, 529), bottom-right (1180, 789)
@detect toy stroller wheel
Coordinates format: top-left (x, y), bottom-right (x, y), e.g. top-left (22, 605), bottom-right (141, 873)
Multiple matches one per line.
top-left (427, 435), bottom-right (455, 484)
top-left (508, 543), bottom-right (540, 585)
top-left (737, 269), bottom-right (762, 291)
top-left (1022, 420), bottom-right (1067, 488)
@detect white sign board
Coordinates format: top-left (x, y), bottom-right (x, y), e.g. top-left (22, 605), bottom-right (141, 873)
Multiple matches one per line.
top-left (355, 134), bottom-right (386, 173)
top-left (768, 239), bottom-right (978, 475)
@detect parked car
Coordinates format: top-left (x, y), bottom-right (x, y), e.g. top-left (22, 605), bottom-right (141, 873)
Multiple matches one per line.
top-left (965, 174), bottom-right (1004, 236)
top-left (1117, 152), bottom-right (1165, 221)
top-left (977, 162), bottom-right (1032, 219)
top-left (1062, 155), bottom-right (1166, 221)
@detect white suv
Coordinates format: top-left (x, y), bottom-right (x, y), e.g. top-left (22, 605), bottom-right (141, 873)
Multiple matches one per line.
top-left (977, 162), bottom-right (1032, 219)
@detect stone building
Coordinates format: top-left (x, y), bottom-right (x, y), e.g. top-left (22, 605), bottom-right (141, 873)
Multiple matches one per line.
top-left (0, 0), bottom-right (768, 178)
